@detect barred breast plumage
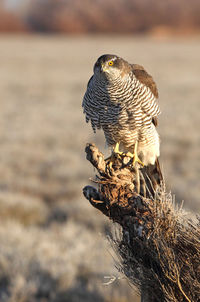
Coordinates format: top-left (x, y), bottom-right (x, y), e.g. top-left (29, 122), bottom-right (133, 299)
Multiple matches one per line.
top-left (82, 54), bottom-right (161, 166)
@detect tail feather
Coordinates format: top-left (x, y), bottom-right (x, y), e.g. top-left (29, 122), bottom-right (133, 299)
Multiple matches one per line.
top-left (142, 158), bottom-right (163, 197)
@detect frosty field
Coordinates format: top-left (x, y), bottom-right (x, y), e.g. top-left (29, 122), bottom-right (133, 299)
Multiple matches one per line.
top-left (0, 35), bottom-right (199, 301)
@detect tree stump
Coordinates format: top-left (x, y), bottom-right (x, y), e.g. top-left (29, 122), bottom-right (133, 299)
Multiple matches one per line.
top-left (83, 143), bottom-right (200, 302)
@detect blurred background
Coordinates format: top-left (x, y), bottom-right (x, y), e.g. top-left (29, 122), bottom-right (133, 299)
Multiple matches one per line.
top-left (0, 0), bottom-right (199, 301)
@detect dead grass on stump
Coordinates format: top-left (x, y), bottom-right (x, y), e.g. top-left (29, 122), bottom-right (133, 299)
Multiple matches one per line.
top-left (83, 143), bottom-right (200, 302)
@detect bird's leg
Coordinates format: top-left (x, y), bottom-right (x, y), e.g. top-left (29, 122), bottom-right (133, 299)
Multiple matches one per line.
top-left (133, 141), bottom-right (144, 166)
top-left (126, 141), bottom-right (144, 167)
top-left (106, 142), bottom-right (123, 169)
top-left (106, 142), bottom-right (123, 161)
top-left (113, 142), bottom-right (123, 156)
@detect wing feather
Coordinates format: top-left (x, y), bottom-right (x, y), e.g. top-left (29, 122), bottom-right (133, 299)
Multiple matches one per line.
top-left (131, 64), bottom-right (160, 126)
top-left (82, 75), bottom-right (101, 132)
top-left (132, 64), bottom-right (158, 98)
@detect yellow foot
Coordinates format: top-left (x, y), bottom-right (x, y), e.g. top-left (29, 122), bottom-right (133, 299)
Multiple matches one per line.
top-left (113, 142), bottom-right (124, 157)
top-left (133, 154), bottom-right (144, 167)
top-left (125, 152), bottom-right (144, 167)
top-left (105, 142), bottom-right (123, 169)
top-left (105, 142), bottom-right (123, 161)
top-left (127, 141), bottom-right (144, 167)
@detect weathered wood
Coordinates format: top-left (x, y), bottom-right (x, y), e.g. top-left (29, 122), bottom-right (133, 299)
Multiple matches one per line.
top-left (83, 143), bottom-right (200, 302)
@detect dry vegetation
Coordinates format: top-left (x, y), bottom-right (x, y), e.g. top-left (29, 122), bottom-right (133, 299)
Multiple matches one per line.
top-left (83, 144), bottom-right (200, 301)
top-left (0, 35), bottom-right (199, 301)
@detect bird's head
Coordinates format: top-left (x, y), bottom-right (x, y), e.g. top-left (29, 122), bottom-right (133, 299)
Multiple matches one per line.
top-left (93, 54), bottom-right (131, 80)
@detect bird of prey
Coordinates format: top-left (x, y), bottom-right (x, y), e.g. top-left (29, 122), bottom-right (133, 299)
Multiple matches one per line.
top-left (82, 54), bottom-right (162, 180)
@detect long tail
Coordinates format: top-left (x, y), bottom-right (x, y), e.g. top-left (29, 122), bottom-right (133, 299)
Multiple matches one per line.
top-left (142, 158), bottom-right (163, 197)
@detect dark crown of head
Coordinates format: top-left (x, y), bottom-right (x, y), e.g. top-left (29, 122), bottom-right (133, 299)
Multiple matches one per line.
top-left (97, 54), bottom-right (118, 64)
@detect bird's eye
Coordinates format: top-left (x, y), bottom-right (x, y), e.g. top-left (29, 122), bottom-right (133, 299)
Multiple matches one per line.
top-left (108, 61), bottom-right (114, 66)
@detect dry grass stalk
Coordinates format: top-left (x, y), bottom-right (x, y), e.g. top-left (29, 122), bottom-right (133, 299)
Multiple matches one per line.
top-left (83, 143), bottom-right (200, 302)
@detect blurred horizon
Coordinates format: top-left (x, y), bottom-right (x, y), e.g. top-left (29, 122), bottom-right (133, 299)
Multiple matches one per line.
top-left (0, 0), bottom-right (200, 35)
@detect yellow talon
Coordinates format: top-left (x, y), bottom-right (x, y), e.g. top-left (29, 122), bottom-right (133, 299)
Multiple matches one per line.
top-left (125, 141), bottom-right (144, 167)
top-left (105, 142), bottom-right (122, 161)
top-left (106, 141), bottom-right (144, 168)
top-left (113, 142), bottom-right (123, 156)
top-left (133, 154), bottom-right (144, 166)
top-left (133, 141), bottom-right (144, 166)
top-left (106, 142), bottom-right (123, 169)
